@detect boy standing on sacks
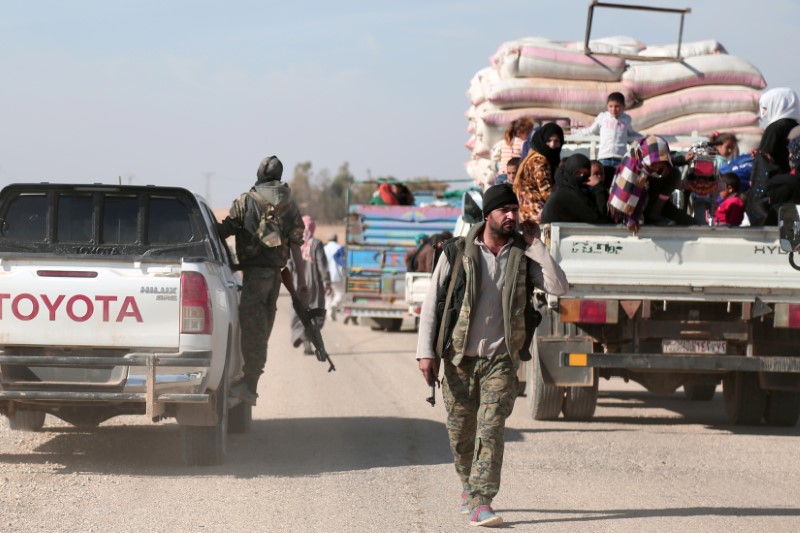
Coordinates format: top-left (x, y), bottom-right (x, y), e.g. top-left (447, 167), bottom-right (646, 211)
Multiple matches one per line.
top-left (415, 184), bottom-right (568, 527)
top-left (576, 91), bottom-right (642, 170)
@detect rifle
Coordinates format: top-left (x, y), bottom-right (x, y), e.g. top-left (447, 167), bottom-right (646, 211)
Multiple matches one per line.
top-left (280, 268), bottom-right (336, 372)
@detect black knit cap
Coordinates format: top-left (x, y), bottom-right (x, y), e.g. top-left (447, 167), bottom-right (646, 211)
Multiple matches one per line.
top-left (482, 183), bottom-right (519, 218)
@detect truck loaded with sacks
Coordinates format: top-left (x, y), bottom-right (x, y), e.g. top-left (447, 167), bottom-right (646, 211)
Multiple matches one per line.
top-left (461, 7), bottom-right (800, 426)
top-left (465, 32), bottom-right (766, 185)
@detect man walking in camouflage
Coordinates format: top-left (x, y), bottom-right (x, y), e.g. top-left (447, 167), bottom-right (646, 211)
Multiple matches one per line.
top-left (218, 155), bottom-right (307, 406)
top-left (416, 183), bottom-right (568, 527)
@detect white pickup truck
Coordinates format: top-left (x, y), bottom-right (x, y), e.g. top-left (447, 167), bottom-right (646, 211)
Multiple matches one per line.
top-left (530, 222), bottom-right (800, 426)
top-left (0, 183), bottom-right (248, 465)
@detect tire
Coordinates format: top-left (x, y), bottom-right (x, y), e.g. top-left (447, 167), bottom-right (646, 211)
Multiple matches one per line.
top-left (764, 391), bottom-right (800, 427)
top-left (370, 318), bottom-right (402, 332)
top-left (684, 384), bottom-right (716, 401)
top-left (526, 354), bottom-right (564, 421)
top-left (181, 372), bottom-right (228, 466)
top-left (723, 372), bottom-right (767, 425)
top-left (6, 410), bottom-right (46, 432)
top-left (227, 400), bottom-right (252, 434)
top-left (562, 379), bottom-right (598, 421)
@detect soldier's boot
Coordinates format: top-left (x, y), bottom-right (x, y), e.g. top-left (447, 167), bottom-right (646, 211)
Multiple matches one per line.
top-left (231, 375), bottom-right (259, 406)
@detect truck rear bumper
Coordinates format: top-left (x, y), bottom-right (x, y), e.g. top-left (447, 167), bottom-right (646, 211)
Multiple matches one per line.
top-left (560, 352), bottom-right (800, 373)
top-left (0, 352), bottom-right (212, 418)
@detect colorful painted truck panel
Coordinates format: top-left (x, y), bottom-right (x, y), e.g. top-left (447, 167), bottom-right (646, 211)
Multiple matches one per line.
top-left (343, 203), bottom-right (461, 328)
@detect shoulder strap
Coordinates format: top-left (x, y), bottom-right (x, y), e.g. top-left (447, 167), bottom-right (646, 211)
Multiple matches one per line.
top-left (435, 241), bottom-right (464, 359)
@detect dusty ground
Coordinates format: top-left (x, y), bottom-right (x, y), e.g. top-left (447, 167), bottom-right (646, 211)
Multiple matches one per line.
top-left (2, 301), bottom-right (800, 532)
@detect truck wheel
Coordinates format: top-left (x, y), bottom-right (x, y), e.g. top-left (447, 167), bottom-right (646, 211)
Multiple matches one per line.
top-left (369, 318), bottom-right (402, 332)
top-left (385, 318), bottom-right (402, 332)
top-left (764, 391), bottom-right (800, 427)
top-left (181, 373), bottom-right (228, 466)
top-left (562, 379), bottom-right (598, 421)
top-left (526, 355), bottom-right (564, 421)
top-left (227, 400), bottom-right (252, 434)
top-left (6, 410), bottom-right (46, 432)
top-left (723, 372), bottom-right (766, 425)
top-left (683, 384), bottom-right (716, 401)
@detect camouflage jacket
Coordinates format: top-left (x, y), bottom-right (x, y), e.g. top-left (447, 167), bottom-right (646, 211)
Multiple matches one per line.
top-left (220, 181), bottom-right (305, 268)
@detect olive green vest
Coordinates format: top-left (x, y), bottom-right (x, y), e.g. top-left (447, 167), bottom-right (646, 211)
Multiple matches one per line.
top-left (449, 222), bottom-right (529, 369)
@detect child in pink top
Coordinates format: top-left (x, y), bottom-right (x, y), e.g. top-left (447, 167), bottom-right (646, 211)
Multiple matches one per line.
top-left (713, 173), bottom-right (745, 226)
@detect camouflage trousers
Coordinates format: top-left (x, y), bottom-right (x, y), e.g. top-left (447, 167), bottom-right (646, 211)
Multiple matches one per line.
top-left (442, 353), bottom-right (518, 510)
top-left (239, 267), bottom-right (282, 380)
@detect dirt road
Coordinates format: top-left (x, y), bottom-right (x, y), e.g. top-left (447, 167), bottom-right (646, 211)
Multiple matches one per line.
top-left (2, 294), bottom-right (800, 532)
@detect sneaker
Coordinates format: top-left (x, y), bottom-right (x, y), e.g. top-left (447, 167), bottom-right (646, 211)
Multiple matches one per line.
top-left (303, 340), bottom-right (315, 355)
top-left (230, 382), bottom-right (258, 407)
top-left (460, 492), bottom-right (469, 515)
top-left (469, 505), bottom-right (502, 527)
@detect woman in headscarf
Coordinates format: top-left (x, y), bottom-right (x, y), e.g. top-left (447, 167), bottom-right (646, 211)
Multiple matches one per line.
top-left (756, 88), bottom-right (800, 174)
top-left (290, 215), bottom-right (332, 354)
top-left (541, 154), bottom-right (609, 224)
top-left (765, 137), bottom-right (800, 224)
top-left (608, 135), bottom-right (695, 233)
top-left (513, 122), bottom-right (564, 223)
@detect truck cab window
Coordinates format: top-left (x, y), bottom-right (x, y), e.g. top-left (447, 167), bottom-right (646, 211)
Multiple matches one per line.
top-left (2, 194), bottom-right (47, 241)
top-left (148, 197), bottom-right (193, 244)
top-left (57, 195), bottom-right (93, 242)
top-left (102, 196), bottom-right (138, 244)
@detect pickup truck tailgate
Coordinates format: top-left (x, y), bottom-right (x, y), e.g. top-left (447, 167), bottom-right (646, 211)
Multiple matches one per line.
top-left (549, 224), bottom-right (800, 301)
top-left (0, 258), bottom-right (181, 349)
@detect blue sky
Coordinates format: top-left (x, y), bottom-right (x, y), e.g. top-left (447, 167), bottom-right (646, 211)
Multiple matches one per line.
top-left (2, 0), bottom-right (798, 207)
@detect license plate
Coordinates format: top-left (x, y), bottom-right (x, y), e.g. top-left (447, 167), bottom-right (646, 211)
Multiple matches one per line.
top-left (662, 339), bottom-right (727, 354)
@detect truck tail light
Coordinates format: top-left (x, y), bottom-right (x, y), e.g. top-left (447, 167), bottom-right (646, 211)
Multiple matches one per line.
top-left (774, 303), bottom-right (800, 328)
top-left (560, 299), bottom-right (618, 324)
top-left (181, 272), bottom-right (212, 334)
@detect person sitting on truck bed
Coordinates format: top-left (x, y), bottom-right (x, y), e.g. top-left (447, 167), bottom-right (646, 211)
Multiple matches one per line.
top-left (713, 173), bottom-right (746, 226)
top-left (514, 122), bottom-right (564, 223)
top-left (494, 157), bottom-right (519, 186)
top-left (406, 233), bottom-right (434, 273)
top-left (217, 155), bottom-right (307, 406)
top-left (754, 88), bottom-right (800, 174)
top-left (541, 154), bottom-right (610, 224)
top-left (608, 135), bottom-right (696, 233)
top-left (370, 180), bottom-right (415, 206)
top-left (765, 136), bottom-right (800, 223)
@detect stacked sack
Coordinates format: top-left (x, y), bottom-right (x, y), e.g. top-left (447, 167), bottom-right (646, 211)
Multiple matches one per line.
top-left (466, 37), bottom-right (767, 186)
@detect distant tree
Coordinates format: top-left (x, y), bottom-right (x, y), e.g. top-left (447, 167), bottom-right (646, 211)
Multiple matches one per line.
top-left (290, 161), bottom-right (313, 212)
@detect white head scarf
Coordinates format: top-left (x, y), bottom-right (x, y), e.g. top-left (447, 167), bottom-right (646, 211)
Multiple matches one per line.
top-left (759, 88), bottom-right (800, 125)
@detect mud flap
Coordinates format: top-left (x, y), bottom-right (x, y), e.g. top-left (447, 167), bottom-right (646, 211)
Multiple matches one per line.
top-left (538, 337), bottom-right (594, 387)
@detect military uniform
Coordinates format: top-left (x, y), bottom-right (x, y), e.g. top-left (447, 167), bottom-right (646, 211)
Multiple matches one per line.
top-left (416, 193), bottom-right (568, 520)
top-left (219, 156), bottom-right (305, 399)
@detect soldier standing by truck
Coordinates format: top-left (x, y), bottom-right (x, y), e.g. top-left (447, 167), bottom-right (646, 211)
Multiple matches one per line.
top-left (415, 184), bottom-right (568, 527)
top-left (218, 155), bottom-right (307, 406)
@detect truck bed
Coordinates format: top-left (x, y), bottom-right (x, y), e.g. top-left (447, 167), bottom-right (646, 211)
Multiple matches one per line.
top-left (548, 223), bottom-right (798, 302)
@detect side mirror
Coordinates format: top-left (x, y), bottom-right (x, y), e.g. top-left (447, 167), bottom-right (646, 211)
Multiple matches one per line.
top-left (778, 204), bottom-right (800, 253)
top-left (462, 190), bottom-right (484, 225)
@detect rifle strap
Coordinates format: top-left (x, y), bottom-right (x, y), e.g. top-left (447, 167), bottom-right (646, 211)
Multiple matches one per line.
top-left (435, 246), bottom-right (464, 360)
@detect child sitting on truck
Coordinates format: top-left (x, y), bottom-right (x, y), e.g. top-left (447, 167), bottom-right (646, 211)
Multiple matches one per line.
top-left (713, 173), bottom-right (745, 226)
